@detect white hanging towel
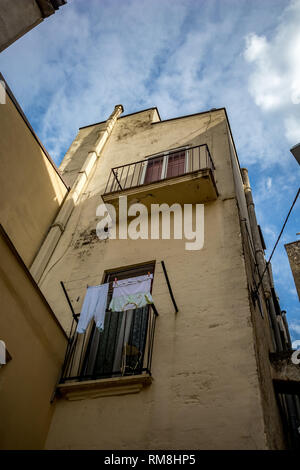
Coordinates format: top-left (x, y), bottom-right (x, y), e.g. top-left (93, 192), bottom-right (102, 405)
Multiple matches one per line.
top-left (109, 274), bottom-right (153, 312)
top-left (76, 283), bottom-right (109, 334)
top-left (0, 340), bottom-right (6, 365)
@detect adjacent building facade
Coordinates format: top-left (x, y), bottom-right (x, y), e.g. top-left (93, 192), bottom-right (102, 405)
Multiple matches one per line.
top-left (0, 76), bottom-right (68, 449)
top-left (0, 0), bottom-right (67, 53)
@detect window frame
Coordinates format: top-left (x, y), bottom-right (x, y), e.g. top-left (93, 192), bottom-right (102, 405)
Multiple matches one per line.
top-left (139, 146), bottom-right (191, 185)
top-left (81, 261), bottom-right (156, 380)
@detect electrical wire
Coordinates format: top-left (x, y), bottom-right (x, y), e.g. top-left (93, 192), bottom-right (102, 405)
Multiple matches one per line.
top-left (255, 187), bottom-right (300, 295)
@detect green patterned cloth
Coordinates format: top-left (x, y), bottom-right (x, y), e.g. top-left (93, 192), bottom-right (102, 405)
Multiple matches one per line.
top-left (109, 292), bottom-right (153, 312)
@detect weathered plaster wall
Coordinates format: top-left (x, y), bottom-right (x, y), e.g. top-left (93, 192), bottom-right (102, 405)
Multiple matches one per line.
top-left (0, 227), bottom-right (67, 450)
top-left (239, 220), bottom-right (286, 449)
top-left (42, 109), bottom-right (269, 449)
top-left (0, 89), bottom-right (68, 266)
top-left (226, 123), bottom-right (286, 448)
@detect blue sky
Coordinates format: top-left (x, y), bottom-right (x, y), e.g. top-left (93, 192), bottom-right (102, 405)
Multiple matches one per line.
top-left (0, 0), bottom-right (299, 342)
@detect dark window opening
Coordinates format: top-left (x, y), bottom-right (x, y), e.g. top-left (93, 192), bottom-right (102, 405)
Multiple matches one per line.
top-left (166, 151), bottom-right (186, 178)
top-left (80, 262), bottom-right (155, 380)
top-left (144, 156), bottom-right (164, 184)
top-left (276, 391), bottom-right (300, 449)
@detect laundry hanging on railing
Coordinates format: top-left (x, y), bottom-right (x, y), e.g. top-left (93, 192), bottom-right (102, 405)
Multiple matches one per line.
top-left (76, 283), bottom-right (109, 334)
top-left (109, 274), bottom-right (153, 312)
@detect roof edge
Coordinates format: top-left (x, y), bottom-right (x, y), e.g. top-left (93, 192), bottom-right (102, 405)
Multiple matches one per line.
top-left (79, 107), bottom-right (161, 130)
top-left (151, 107), bottom-right (226, 125)
top-left (78, 105), bottom-right (242, 173)
top-left (152, 106), bottom-right (242, 170)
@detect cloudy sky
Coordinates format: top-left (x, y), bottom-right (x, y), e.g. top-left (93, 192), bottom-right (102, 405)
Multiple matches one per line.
top-left (0, 0), bottom-right (299, 342)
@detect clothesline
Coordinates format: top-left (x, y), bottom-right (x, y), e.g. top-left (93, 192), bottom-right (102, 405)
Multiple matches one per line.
top-left (112, 273), bottom-right (153, 287)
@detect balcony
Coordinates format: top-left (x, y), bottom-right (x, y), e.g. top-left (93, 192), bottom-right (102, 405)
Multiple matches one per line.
top-left (102, 144), bottom-right (218, 210)
top-left (57, 304), bottom-right (158, 400)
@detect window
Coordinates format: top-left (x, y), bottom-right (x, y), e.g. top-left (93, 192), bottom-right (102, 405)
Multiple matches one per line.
top-left (143, 155), bottom-right (164, 185)
top-left (80, 262), bottom-right (155, 380)
top-left (166, 150), bottom-right (186, 178)
top-left (141, 147), bottom-right (189, 185)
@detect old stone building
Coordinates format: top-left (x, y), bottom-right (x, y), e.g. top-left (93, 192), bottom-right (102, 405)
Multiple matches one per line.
top-left (30, 105), bottom-right (300, 449)
top-left (1, 94), bottom-right (300, 449)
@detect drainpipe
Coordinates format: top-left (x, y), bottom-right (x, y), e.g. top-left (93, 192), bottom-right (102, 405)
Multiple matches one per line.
top-left (241, 169), bottom-right (270, 297)
top-left (281, 310), bottom-right (292, 349)
top-left (30, 104), bottom-right (124, 283)
top-left (241, 168), bottom-right (283, 352)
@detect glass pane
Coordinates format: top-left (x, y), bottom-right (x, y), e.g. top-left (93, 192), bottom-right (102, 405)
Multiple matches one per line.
top-left (83, 307), bottom-right (149, 378)
top-left (144, 157), bottom-right (163, 184)
top-left (166, 151), bottom-right (186, 178)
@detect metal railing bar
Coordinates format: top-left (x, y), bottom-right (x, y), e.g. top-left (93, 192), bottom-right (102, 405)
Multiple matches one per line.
top-left (102, 310), bottom-right (113, 375)
top-left (130, 163), bottom-right (136, 189)
top-left (146, 310), bottom-right (153, 372)
top-left (60, 281), bottom-right (78, 323)
top-left (60, 304), bottom-right (159, 383)
top-left (78, 330), bottom-right (87, 377)
top-left (105, 144), bottom-right (215, 195)
top-left (68, 333), bottom-right (78, 379)
top-left (119, 166), bottom-right (125, 188)
top-left (112, 168), bottom-right (122, 191)
top-left (105, 168), bottom-right (211, 195)
top-left (148, 313), bottom-right (156, 372)
top-left (161, 260), bottom-right (178, 313)
top-left (124, 164), bottom-right (130, 190)
top-left (110, 144), bottom-right (212, 171)
top-left (137, 161), bottom-right (143, 188)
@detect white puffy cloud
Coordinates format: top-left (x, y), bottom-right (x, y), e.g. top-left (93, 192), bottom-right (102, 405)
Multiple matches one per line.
top-left (266, 177), bottom-right (272, 190)
top-left (284, 115), bottom-right (300, 142)
top-left (244, 0), bottom-right (300, 142)
top-left (290, 322), bottom-right (300, 335)
top-left (292, 340), bottom-right (300, 349)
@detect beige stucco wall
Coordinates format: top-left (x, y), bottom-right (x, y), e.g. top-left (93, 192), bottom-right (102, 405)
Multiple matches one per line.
top-left (36, 108), bottom-right (278, 449)
top-left (0, 226), bottom-right (67, 450)
top-left (239, 219), bottom-right (286, 449)
top-left (0, 89), bottom-right (68, 267)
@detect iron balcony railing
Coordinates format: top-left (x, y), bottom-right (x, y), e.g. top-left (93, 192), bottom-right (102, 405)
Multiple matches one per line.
top-left (104, 144), bottom-right (215, 194)
top-left (60, 304), bottom-right (158, 383)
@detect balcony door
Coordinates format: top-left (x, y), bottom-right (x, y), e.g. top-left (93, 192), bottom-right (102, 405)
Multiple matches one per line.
top-left (81, 263), bottom-right (155, 379)
top-left (166, 150), bottom-right (186, 178)
top-left (143, 156), bottom-right (164, 184)
top-left (142, 148), bottom-right (188, 185)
